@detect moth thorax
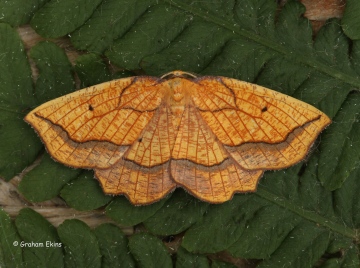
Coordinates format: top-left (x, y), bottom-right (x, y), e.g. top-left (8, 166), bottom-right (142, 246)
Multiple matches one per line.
top-left (168, 79), bottom-right (185, 102)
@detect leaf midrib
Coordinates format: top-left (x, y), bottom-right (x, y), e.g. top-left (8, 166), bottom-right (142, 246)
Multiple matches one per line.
top-left (166, 0), bottom-right (360, 89)
top-left (256, 188), bottom-right (358, 240)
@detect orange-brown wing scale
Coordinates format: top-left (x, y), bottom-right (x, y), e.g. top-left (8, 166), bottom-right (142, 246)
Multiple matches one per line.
top-left (95, 104), bottom-right (177, 204)
top-left (195, 77), bottom-right (331, 170)
top-left (25, 71), bottom-right (331, 205)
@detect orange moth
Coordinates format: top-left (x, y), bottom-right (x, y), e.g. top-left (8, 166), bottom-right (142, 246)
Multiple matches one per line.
top-left (25, 71), bottom-right (331, 205)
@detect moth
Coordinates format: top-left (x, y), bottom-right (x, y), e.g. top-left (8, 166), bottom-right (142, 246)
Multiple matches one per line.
top-left (25, 71), bottom-right (331, 205)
